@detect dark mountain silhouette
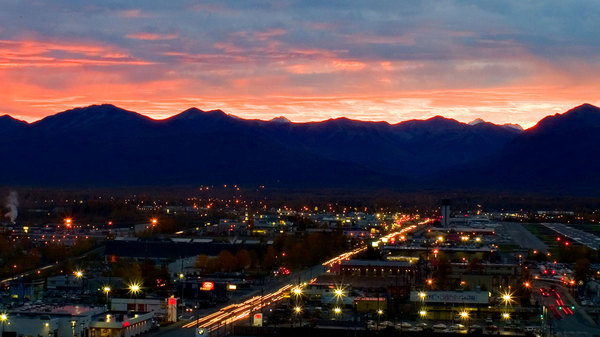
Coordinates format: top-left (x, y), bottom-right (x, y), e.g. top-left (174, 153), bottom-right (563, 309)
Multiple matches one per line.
top-left (0, 103), bottom-right (598, 194)
top-left (442, 103), bottom-right (600, 194)
top-left (0, 114), bottom-right (28, 136)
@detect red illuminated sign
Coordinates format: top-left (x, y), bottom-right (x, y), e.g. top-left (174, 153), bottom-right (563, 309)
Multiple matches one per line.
top-left (168, 297), bottom-right (176, 305)
top-left (201, 282), bottom-right (214, 291)
top-left (254, 313), bottom-right (262, 319)
top-left (122, 321), bottom-right (130, 327)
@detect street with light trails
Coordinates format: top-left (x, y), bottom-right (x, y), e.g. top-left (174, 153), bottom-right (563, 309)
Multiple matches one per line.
top-left (154, 220), bottom-right (428, 336)
top-left (169, 220), bottom-right (430, 336)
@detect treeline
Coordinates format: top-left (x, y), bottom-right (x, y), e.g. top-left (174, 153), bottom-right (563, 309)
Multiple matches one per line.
top-left (0, 235), bottom-right (95, 277)
top-left (193, 232), bottom-right (351, 274)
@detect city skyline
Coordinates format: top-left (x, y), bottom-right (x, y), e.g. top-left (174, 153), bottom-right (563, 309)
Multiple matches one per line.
top-left (2, 1), bottom-right (599, 127)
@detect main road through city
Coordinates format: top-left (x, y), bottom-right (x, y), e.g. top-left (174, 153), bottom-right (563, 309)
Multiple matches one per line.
top-left (532, 280), bottom-right (599, 337)
top-left (148, 220), bottom-right (426, 337)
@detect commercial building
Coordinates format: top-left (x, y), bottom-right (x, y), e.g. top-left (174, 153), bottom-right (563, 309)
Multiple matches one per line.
top-left (1, 304), bottom-right (156, 337)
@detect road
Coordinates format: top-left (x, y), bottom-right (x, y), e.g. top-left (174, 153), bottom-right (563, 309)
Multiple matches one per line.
top-left (501, 222), bottom-right (548, 252)
top-left (532, 280), bottom-right (599, 337)
top-left (149, 222), bottom-right (426, 337)
top-left (542, 223), bottom-right (600, 250)
top-left (149, 265), bottom-right (325, 337)
top-left (0, 246), bottom-right (105, 285)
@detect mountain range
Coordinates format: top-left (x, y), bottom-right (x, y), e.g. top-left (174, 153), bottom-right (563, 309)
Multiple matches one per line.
top-left (1, 103), bottom-right (599, 195)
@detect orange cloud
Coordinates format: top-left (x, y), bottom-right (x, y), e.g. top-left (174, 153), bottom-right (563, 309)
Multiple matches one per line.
top-left (0, 39), bottom-right (154, 69)
top-left (126, 33), bottom-right (179, 40)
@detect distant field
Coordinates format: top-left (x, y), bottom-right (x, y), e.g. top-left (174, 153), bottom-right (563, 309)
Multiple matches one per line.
top-left (570, 223), bottom-right (600, 236)
top-left (522, 223), bottom-right (562, 254)
top-left (497, 243), bottom-right (521, 253)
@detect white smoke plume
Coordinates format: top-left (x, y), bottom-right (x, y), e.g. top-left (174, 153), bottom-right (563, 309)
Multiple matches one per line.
top-left (4, 191), bottom-right (18, 224)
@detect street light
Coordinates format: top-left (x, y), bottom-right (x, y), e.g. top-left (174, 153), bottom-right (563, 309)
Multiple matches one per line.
top-left (460, 311), bottom-right (470, 329)
top-left (103, 286), bottom-right (111, 307)
top-left (129, 283), bottom-right (141, 311)
top-left (0, 313), bottom-right (7, 335)
top-left (419, 310), bottom-right (427, 318)
top-left (292, 287), bottom-right (302, 297)
top-left (501, 291), bottom-right (513, 306)
top-left (129, 283), bottom-right (141, 295)
top-left (333, 307), bottom-right (341, 315)
top-left (502, 313), bottom-right (510, 320)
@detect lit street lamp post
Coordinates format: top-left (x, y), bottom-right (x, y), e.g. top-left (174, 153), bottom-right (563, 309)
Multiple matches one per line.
top-left (103, 286), bottom-right (111, 308)
top-left (75, 270), bottom-right (84, 294)
top-left (1, 313), bottom-right (7, 335)
top-left (292, 286), bottom-right (303, 327)
top-left (129, 283), bottom-right (141, 312)
top-left (333, 286), bottom-right (345, 320)
top-left (501, 290), bottom-right (513, 323)
top-left (460, 310), bottom-right (469, 330)
top-left (418, 291), bottom-right (427, 321)
top-left (377, 309), bottom-right (383, 330)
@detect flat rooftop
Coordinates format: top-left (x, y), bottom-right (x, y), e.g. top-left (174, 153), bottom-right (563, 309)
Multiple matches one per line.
top-left (11, 304), bottom-right (104, 316)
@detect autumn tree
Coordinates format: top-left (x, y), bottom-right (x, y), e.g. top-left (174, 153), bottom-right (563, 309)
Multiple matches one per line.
top-left (195, 254), bottom-right (209, 269)
top-left (433, 254), bottom-right (452, 290)
top-left (574, 258), bottom-right (591, 281)
top-left (217, 250), bottom-right (236, 272)
top-left (235, 249), bottom-right (251, 270)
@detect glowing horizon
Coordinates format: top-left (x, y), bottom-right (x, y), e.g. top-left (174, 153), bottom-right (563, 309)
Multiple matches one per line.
top-left (1, 1), bottom-right (599, 128)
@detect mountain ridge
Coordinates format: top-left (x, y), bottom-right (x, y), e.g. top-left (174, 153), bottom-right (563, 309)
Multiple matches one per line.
top-left (0, 103), bottom-right (598, 194)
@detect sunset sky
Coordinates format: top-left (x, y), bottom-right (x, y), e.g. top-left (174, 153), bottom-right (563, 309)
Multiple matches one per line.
top-left (2, 1), bottom-right (599, 127)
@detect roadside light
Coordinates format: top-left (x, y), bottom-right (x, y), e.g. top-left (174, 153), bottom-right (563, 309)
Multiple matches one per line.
top-left (419, 310), bottom-right (427, 317)
top-left (523, 282), bottom-right (530, 288)
top-left (0, 313), bottom-right (7, 321)
top-left (460, 311), bottom-right (469, 319)
top-left (334, 307), bottom-right (341, 314)
top-left (377, 309), bottom-right (383, 315)
top-left (426, 279), bottom-right (433, 286)
top-left (334, 288), bottom-right (344, 298)
top-left (501, 292), bottom-right (513, 305)
top-left (103, 286), bottom-right (111, 293)
top-left (502, 313), bottom-right (510, 319)
top-left (292, 287), bottom-right (302, 296)
top-left (179, 273), bottom-right (184, 279)
top-left (418, 292), bottom-right (426, 299)
top-left (129, 283), bottom-right (141, 295)
top-left (294, 306), bottom-right (302, 313)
